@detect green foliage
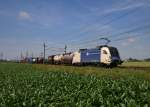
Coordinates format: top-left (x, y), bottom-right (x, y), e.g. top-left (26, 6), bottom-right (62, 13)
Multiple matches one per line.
top-left (0, 62), bottom-right (150, 107)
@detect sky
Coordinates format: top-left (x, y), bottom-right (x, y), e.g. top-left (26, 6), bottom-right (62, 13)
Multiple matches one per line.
top-left (0, 0), bottom-right (150, 60)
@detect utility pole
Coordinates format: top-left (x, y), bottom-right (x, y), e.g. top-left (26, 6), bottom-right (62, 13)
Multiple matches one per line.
top-left (64, 45), bottom-right (67, 54)
top-left (43, 43), bottom-right (46, 64)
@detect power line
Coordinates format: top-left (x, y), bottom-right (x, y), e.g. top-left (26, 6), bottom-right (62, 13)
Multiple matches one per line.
top-left (42, 2), bottom-right (146, 52)
top-left (67, 17), bottom-right (150, 47)
top-left (46, 33), bottom-right (149, 55)
top-left (64, 25), bottom-right (150, 51)
top-left (62, 1), bottom-right (130, 41)
top-left (43, 2), bottom-right (149, 54)
top-left (112, 32), bottom-right (150, 42)
top-left (46, 47), bottom-right (64, 51)
top-left (107, 24), bottom-right (150, 39)
top-left (65, 3), bottom-right (141, 44)
top-left (70, 23), bottom-right (150, 47)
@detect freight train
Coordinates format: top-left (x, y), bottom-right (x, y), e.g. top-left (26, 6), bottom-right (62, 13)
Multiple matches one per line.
top-left (21, 45), bottom-right (122, 67)
top-left (20, 57), bottom-right (44, 64)
top-left (48, 45), bottom-right (122, 67)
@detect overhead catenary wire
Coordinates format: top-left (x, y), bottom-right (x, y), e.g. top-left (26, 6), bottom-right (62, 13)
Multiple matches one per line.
top-left (65, 3), bottom-right (142, 45)
top-left (67, 24), bottom-right (150, 50)
top-left (43, 1), bottom-right (149, 55)
top-left (63, 1), bottom-right (133, 40)
top-left (67, 16), bottom-right (150, 47)
top-left (48, 22), bottom-right (150, 53)
top-left (46, 47), bottom-right (64, 51)
top-left (112, 32), bottom-right (150, 42)
top-left (68, 23), bottom-right (150, 48)
top-left (42, 31), bottom-right (150, 56)
top-left (106, 24), bottom-right (150, 39)
top-left (44, 2), bottom-right (147, 53)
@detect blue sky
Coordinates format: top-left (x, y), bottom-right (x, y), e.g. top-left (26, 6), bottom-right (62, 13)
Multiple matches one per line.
top-left (0, 0), bottom-right (150, 60)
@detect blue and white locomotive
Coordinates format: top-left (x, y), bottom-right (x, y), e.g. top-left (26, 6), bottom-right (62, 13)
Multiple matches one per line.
top-left (72, 45), bottom-right (122, 67)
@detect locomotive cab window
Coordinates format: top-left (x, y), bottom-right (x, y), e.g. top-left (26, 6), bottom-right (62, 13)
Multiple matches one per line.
top-left (103, 50), bottom-right (107, 54)
top-left (109, 47), bottom-right (120, 57)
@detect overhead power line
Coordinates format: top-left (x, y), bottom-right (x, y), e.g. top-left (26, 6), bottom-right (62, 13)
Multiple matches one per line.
top-left (113, 32), bottom-right (150, 42)
top-left (64, 1), bottom-right (133, 40)
top-left (68, 23), bottom-right (150, 48)
top-left (106, 24), bottom-right (150, 39)
top-left (68, 17), bottom-right (150, 46)
top-left (66, 3), bottom-right (141, 44)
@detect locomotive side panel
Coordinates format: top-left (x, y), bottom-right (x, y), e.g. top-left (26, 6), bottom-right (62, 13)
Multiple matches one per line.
top-left (80, 48), bottom-right (100, 64)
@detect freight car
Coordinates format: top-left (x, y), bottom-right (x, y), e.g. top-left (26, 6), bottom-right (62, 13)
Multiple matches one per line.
top-left (61, 53), bottom-right (74, 65)
top-left (48, 55), bottom-right (55, 64)
top-left (48, 53), bottom-right (74, 65)
top-left (20, 57), bottom-right (36, 64)
top-left (53, 54), bottom-right (63, 64)
top-left (20, 57), bottom-right (44, 64)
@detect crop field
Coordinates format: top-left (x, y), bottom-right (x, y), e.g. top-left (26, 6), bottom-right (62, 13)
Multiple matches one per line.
top-left (0, 62), bottom-right (150, 107)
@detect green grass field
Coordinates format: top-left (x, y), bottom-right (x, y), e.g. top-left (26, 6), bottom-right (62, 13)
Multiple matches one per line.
top-left (0, 62), bottom-right (150, 107)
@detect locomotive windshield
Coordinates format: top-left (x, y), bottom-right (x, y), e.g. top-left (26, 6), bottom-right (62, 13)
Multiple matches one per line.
top-left (109, 47), bottom-right (120, 57)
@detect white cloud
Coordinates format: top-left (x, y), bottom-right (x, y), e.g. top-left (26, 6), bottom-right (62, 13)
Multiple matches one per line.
top-left (128, 37), bottom-right (136, 43)
top-left (121, 37), bottom-right (137, 46)
top-left (89, 0), bottom-right (149, 16)
top-left (104, 2), bottom-right (146, 14)
top-left (18, 11), bottom-right (32, 21)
